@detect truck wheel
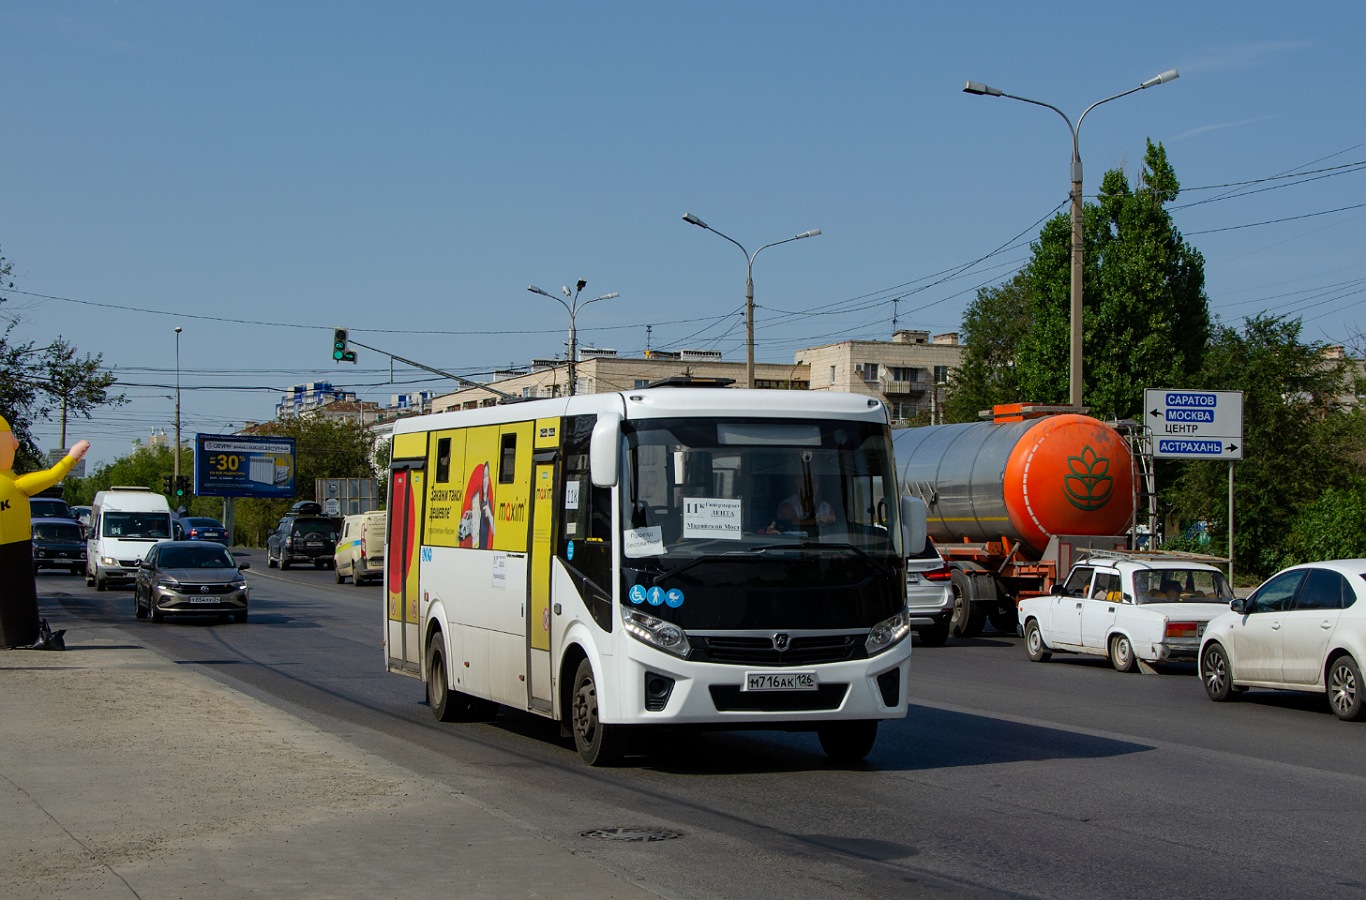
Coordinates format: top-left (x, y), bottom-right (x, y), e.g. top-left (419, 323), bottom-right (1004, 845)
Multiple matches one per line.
top-left (817, 720), bottom-right (878, 764)
top-left (1109, 634), bottom-right (1137, 673)
top-left (949, 570), bottom-right (985, 638)
top-left (267, 550), bottom-right (277, 569)
top-left (1025, 619), bottom-right (1051, 662)
top-left (334, 565), bottom-right (345, 584)
top-left (571, 658), bottom-right (627, 766)
top-left (85, 566), bottom-right (95, 587)
top-left (280, 558), bottom-right (290, 571)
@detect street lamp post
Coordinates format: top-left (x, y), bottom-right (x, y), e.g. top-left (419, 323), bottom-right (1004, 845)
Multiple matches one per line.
top-left (527, 281), bottom-right (620, 396)
top-left (681, 213), bottom-right (821, 389)
top-left (963, 69), bottom-right (1179, 408)
top-left (173, 326), bottom-right (182, 482)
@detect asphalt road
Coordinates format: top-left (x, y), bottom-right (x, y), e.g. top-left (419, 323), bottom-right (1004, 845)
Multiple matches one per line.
top-left (37, 558), bottom-right (1366, 899)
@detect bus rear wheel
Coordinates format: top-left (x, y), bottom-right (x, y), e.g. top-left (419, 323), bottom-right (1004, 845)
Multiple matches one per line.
top-left (571, 658), bottom-right (627, 766)
top-left (426, 634), bottom-right (495, 723)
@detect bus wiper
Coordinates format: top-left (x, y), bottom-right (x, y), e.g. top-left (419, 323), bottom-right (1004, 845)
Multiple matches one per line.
top-left (794, 541), bottom-right (895, 577)
top-left (648, 549), bottom-right (779, 582)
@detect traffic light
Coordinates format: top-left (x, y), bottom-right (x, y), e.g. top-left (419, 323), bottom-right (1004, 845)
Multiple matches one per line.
top-left (332, 328), bottom-right (357, 363)
top-left (174, 475), bottom-right (190, 499)
top-left (163, 475), bottom-right (173, 495)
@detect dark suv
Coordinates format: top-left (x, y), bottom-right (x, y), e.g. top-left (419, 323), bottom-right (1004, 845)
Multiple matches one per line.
top-left (266, 515), bottom-right (337, 570)
top-left (32, 517), bottom-right (87, 574)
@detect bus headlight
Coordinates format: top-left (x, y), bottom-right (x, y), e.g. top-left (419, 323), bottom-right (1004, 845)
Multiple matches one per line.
top-left (622, 608), bottom-right (691, 658)
top-left (865, 608), bottom-right (912, 656)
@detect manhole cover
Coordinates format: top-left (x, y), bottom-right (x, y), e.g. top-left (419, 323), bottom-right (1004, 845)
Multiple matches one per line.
top-left (580, 826), bottom-right (683, 843)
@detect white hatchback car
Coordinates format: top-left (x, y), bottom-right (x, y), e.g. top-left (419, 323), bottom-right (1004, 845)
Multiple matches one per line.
top-left (1199, 559), bottom-right (1366, 720)
top-left (1020, 555), bottom-right (1235, 672)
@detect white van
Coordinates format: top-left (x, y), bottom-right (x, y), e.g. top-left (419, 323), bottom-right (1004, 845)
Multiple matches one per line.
top-left (86, 487), bottom-right (174, 591)
top-left (334, 510), bottom-right (385, 586)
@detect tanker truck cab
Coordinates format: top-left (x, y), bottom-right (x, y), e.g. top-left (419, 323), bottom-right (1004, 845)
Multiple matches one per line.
top-left (1020, 552), bottom-right (1235, 672)
top-left (86, 487), bottom-right (175, 591)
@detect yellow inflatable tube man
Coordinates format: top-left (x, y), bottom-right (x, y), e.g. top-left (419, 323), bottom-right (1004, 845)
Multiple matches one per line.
top-left (1, 414), bottom-right (89, 647)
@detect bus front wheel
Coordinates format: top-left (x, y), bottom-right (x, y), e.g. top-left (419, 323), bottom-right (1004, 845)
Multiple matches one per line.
top-left (817, 720), bottom-right (878, 764)
top-left (571, 658), bottom-right (627, 767)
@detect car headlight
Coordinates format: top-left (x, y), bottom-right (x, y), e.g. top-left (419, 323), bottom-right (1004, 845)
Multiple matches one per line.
top-left (101, 556), bottom-right (119, 566)
top-left (229, 579), bottom-right (246, 591)
top-left (622, 607), bottom-right (691, 658)
top-left (156, 576), bottom-right (180, 589)
top-left (866, 607), bottom-right (913, 656)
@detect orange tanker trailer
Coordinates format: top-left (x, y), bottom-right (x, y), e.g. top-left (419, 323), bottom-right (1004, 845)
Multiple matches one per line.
top-left (892, 404), bottom-right (1137, 637)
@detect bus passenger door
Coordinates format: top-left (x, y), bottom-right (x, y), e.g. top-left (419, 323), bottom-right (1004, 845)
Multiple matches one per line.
top-left (386, 463), bottom-right (425, 676)
top-left (526, 437), bottom-right (559, 711)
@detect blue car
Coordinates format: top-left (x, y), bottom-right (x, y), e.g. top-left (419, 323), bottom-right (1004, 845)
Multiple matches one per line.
top-left (180, 516), bottom-right (229, 543)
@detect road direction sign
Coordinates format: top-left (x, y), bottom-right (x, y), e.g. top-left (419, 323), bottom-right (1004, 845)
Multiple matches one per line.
top-left (1144, 389), bottom-right (1244, 460)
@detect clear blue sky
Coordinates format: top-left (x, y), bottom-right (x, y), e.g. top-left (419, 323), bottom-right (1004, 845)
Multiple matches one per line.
top-left (3, 2), bottom-right (1362, 467)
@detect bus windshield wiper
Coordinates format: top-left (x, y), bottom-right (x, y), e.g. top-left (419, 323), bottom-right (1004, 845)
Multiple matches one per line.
top-left (793, 541), bottom-right (895, 577)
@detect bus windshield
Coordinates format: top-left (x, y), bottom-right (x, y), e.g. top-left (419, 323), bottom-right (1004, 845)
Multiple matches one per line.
top-left (620, 416), bottom-right (901, 563)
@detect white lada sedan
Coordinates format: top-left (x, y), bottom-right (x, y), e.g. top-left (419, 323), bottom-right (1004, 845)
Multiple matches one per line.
top-left (1020, 555), bottom-right (1235, 672)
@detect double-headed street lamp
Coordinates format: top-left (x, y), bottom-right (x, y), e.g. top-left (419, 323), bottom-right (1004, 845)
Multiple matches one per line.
top-left (682, 213), bottom-right (821, 389)
top-left (527, 280), bottom-right (620, 396)
top-left (963, 69), bottom-right (1179, 408)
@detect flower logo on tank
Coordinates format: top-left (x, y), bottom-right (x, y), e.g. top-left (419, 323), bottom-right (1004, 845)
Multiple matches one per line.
top-left (1063, 445), bottom-right (1113, 511)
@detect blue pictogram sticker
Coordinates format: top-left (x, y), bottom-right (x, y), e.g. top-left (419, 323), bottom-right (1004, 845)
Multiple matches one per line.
top-left (567, 541), bottom-right (575, 561)
top-left (647, 586), bottom-right (666, 606)
top-left (629, 585), bottom-right (647, 605)
top-left (665, 588), bottom-right (685, 608)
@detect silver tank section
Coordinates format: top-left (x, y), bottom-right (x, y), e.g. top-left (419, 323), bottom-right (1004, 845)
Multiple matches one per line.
top-left (893, 420), bottom-right (1036, 548)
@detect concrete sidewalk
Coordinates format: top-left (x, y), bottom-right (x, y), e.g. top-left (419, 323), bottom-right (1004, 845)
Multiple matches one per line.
top-left (1, 605), bottom-right (659, 899)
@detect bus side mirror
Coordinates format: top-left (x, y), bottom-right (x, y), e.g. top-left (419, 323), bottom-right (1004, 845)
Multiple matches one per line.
top-left (900, 495), bottom-right (927, 556)
top-left (590, 411), bottom-right (622, 488)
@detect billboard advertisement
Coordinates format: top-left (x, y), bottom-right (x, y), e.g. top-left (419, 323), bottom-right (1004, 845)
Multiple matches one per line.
top-left (194, 434), bottom-right (296, 498)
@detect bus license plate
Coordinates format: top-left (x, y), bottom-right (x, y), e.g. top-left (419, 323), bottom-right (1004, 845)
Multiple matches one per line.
top-left (189, 596), bottom-right (221, 604)
top-left (744, 672), bottom-right (817, 692)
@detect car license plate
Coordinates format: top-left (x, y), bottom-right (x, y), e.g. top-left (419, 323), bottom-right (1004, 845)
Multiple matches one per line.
top-left (189, 596), bottom-right (221, 604)
top-left (744, 671), bottom-right (818, 692)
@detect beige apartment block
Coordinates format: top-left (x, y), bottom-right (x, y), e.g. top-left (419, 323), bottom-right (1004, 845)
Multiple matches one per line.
top-left (427, 331), bottom-right (964, 425)
top-left (798, 330), bottom-right (964, 424)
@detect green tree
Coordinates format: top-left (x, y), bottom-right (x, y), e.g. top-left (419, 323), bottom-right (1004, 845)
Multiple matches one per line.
top-left (39, 337), bottom-right (125, 444)
top-left (953, 140), bottom-right (1210, 421)
top-left (71, 445), bottom-right (181, 501)
top-left (1166, 315), bottom-right (1365, 578)
top-left (0, 250), bottom-right (125, 467)
top-left (943, 275), bottom-right (1028, 422)
top-left (1279, 479), bottom-right (1366, 566)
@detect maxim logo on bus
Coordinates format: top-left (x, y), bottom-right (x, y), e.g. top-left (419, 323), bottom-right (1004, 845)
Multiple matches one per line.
top-left (1063, 445), bottom-right (1114, 512)
top-left (498, 500), bottom-right (527, 523)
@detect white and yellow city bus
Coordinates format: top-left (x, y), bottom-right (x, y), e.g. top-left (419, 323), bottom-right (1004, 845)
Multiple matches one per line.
top-left (384, 385), bottom-right (923, 765)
